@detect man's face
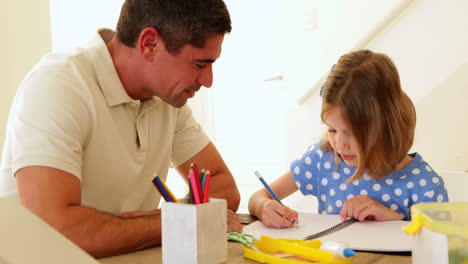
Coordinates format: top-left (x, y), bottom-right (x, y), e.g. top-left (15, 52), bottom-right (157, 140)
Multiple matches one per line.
top-left (144, 34), bottom-right (224, 108)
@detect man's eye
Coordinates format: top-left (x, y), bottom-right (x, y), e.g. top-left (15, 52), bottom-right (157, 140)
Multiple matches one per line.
top-left (328, 129), bottom-right (336, 133)
top-left (194, 63), bottom-right (205, 69)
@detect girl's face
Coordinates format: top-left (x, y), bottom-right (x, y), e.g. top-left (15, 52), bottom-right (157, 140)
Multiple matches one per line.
top-left (324, 107), bottom-right (360, 167)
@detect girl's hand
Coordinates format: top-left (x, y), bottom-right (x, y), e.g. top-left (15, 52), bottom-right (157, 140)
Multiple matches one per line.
top-left (259, 199), bottom-right (298, 228)
top-left (339, 195), bottom-right (401, 222)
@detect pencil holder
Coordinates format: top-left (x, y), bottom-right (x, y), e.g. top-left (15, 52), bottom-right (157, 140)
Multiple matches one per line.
top-left (162, 198), bottom-right (227, 264)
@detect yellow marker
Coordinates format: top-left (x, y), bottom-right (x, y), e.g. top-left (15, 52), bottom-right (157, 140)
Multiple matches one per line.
top-left (243, 236), bottom-right (352, 264)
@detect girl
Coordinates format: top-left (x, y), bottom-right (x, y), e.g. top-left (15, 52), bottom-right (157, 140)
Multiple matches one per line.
top-left (248, 50), bottom-right (448, 228)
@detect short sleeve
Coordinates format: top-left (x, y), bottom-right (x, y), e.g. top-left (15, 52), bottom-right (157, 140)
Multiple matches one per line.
top-left (9, 67), bottom-right (91, 180)
top-left (170, 105), bottom-right (210, 167)
top-left (290, 143), bottom-right (322, 196)
top-left (418, 172), bottom-right (448, 203)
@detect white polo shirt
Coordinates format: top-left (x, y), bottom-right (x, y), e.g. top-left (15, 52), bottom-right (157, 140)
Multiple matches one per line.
top-left (0, 29), bottom-right (210, 215)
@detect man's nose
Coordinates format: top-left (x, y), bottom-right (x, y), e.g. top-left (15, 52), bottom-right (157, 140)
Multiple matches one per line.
top-left (198, 64), bottom-right (213, 88)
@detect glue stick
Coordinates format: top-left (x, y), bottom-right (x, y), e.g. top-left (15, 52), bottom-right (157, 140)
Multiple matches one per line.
top-left (320, 241), bottom-right (356, 258)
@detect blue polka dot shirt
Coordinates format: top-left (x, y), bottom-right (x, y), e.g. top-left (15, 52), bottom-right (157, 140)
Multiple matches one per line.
top-left (290, 142), bottom-right (448, 220)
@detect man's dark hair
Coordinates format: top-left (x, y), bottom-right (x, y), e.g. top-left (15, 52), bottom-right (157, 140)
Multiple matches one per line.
top-left (116, 0), bottom-right (232, 55)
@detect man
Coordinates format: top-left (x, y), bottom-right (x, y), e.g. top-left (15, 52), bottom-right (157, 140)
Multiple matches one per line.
top-left (0, 0), bottom-right (241, 258)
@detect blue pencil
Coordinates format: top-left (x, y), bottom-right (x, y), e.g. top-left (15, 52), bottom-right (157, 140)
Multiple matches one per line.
top-left (255, 171), bottom-right (283, 204)
top-left (152, 175), bottom-right (175, 202)
top-left (255, 171), bottom-right (295, 224)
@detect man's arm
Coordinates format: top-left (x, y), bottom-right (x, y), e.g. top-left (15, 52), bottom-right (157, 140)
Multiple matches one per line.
top-left (16, 166), bottom-right (161, 258)
top-left (175, 142), bottom-right (240, 212)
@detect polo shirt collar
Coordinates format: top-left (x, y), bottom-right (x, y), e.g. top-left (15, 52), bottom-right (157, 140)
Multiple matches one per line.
top-left (85, 28), bottom-right (159, 107)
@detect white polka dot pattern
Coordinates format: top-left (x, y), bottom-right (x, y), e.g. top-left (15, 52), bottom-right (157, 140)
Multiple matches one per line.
top-left (321, 178), bottom-right (328, 186)
top-left (382, 194), bottom-right (390, 202)
top-left (333, 172), bottom-right (340, 180)
top-left (294, 166), bottom-right (300, 174)
top-left (419, 179), bottom-right (426, 187)
top-left (373, 184), bottom-right (381, 191)
top-left (394, 188), bottom-right (402, 196)
top-left (336, 200), bottom-right (342, 207)
top-left (289, 143), bottom-right (448, 221)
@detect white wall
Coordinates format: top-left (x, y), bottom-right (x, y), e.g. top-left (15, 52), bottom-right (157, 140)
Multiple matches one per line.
top-left (1, 0), bottom-right (52, 156)
top-left (367, 0), bottom-right (468, 172)
top-left (281, 0), bottom-right (406, 104)
top-left (286, 0), bottom-right (468, 173)
top-left (49, 0), bottom-right (124, 52)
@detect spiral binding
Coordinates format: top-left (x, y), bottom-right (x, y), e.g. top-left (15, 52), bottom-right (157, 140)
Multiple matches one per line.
top-left (303, 218), bottom-right (358, 241)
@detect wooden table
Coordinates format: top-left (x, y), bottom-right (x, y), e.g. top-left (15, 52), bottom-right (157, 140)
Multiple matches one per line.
top-left (99, 214), bottom-right (411, 264)
top-left (99, 242), bottom-right (411, 264)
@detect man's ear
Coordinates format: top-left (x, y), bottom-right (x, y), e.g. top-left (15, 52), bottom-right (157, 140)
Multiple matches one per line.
top-left (138, 27), bottom-right (161, 61)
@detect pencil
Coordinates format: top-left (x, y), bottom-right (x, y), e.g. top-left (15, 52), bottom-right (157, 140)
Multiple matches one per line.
top-left (191, 163), bottom-right (204, 202)
top-left (202, 170), bottom-right (211, 203)
top-left (189, 168), bottom-right (201, 204)
top-left (255, 171), bottom-right (282, 204)
top-left (152, 174), bottom-right (174, 202)
top-left (255, 171), bottom-right (296, 224)
top-left (158, 175), bottom-right (179, 203)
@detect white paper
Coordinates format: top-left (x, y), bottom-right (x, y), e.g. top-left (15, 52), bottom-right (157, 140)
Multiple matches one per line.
top-left (244, 213), bottom-right (412, 252)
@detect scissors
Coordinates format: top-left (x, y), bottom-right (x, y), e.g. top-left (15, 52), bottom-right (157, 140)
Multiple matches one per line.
top-left (228, 232), bottom-right (255, 245)
top-left (228, 232), bottom-right (261, 252)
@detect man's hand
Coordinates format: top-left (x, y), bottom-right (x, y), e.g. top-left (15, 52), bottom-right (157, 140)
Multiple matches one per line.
top-left (16, 166), bottom-right (162, 258)
top-left (227, 209), bottom-right (242, 233)
top-left (339, 195), bottom-right (402, 222)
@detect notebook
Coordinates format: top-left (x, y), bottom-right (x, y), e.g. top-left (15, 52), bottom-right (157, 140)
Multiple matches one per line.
top-left (243, 213), bottom-right (412, 252)
top-left (0, 197), bottom-right (99, 264)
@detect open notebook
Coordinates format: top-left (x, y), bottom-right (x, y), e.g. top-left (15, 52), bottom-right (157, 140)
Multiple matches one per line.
top-left (0, 197), bottom-right (99, 264)
top-left (244, 213), bottom-right (412, 252)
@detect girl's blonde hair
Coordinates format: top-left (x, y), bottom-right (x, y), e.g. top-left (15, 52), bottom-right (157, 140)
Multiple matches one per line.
top-left (320, 50), bottom-right (416, 182)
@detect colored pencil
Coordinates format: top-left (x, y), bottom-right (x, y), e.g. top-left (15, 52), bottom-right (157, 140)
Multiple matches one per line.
top-left (189, 168), bottom-right (201, 204)
top-left (203, 170), bottom-right (211, 203)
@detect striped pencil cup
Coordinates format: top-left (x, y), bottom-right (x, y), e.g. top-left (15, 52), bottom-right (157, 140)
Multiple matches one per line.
top-left (162, 198), bottom-right (227, 264)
